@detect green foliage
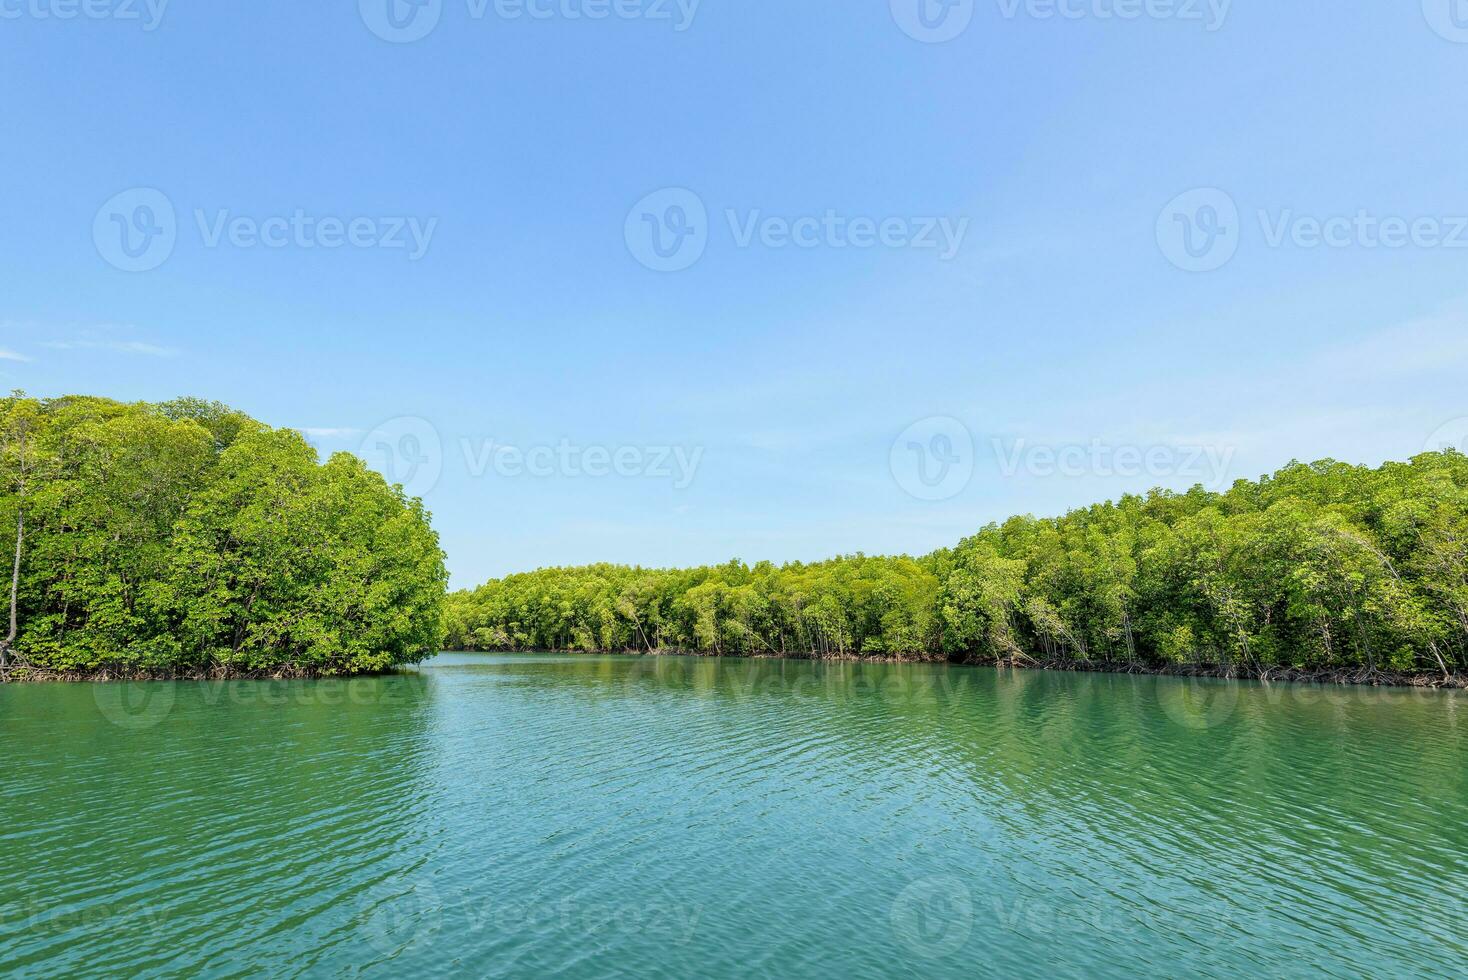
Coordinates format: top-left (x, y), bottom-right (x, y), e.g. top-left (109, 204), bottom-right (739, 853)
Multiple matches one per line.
top-left (447, 455), bottom-right (1468, 677)
top-left (0, 394), bottom-right (446, 676)
top-left (7, 390), bottom-right (1462, 681)
top-left (445, 555), bottom-right (944, 660)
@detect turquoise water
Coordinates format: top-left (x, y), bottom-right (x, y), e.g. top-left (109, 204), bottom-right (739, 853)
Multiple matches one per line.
top-left (1, 654), bottom-right (1464, 978)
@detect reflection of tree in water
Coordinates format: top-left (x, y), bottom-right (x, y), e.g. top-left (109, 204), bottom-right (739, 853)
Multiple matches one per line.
top-left (444, 653), bottom-right (1468, 974)
top-left (0, 673), bottom-right (441, 975)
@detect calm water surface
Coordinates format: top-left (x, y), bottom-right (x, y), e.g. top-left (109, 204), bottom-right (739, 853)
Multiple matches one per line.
top-left (1, 654), bottom-right (1464, 978)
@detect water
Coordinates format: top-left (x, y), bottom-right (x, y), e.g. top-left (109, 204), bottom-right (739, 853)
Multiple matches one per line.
top-left (1, 654), bottom-right (1464, 979)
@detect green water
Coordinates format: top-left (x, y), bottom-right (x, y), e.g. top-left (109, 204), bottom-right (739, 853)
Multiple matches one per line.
top-left (1, 654), bottom-right (1464, 978)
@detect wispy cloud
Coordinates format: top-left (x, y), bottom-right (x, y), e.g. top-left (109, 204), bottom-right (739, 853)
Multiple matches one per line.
top-left (0, 349), bottom-right (31, 362)
top-left (1311, 302), bottom-right (1468, 379)
top-left (41, 339), bottom-right (178, 357)
top-left (1, 320), bottom-right (181, 358)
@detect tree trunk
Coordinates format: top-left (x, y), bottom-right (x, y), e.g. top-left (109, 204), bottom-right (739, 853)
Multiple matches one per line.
top-left (0, 506), bottom-right (22, 669)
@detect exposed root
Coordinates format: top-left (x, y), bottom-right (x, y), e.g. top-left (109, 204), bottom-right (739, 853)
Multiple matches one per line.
top-left (450, 647), bottom-right (1466, 690)
top-left (0, 663), bottom-right (406, 684)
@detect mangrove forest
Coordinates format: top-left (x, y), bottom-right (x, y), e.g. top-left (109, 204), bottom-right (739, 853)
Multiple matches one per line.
top-left (6, 392), bottom-right (1467, 686)
top-left (0, 393), bottom-right (447, 679)
top-left (445, 452), bottom-right (1468, 683)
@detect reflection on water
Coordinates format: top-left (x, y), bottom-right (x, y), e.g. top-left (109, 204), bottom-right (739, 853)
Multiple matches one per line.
top-left (1, 655), bottom-right (1464, 978)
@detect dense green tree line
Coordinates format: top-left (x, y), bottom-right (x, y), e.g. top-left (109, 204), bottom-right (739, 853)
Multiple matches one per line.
top-left (0, 394), bottom-right (447, 677)
top-left (446, 453), bottom-right (1468, 679)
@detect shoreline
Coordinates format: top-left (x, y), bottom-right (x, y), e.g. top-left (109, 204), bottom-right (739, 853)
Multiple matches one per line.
top-left (4, 652), bottom-right (1461, 690)
top-left (0, 664), bottom-right (416, 685)
top-left (450, 648), bottom-right (1468, 690)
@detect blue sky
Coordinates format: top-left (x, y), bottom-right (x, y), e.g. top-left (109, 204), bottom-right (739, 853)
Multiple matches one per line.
top-left (4, 1), bottom-right (1468, 587)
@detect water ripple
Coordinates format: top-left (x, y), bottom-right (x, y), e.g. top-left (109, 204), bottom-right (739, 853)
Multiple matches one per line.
top-left (1, 655), bottom-right (1464, 978)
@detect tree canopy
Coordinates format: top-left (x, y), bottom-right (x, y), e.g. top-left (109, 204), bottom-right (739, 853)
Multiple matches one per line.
top-left (0, 393), bottom-right (447, 677)
top-left (6, 391), bottom-right (1464, 684)
top-left (445, 453), bottom-right (1468, 680)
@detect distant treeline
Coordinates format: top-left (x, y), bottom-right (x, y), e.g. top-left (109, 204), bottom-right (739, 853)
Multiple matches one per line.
top-left (446, 454), bottom-right (1468, 680)
top-left (0, 394), bottom-right (446, 678)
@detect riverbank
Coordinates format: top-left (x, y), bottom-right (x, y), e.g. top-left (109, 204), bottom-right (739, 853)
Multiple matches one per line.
top-left (0, 662), bottom-right (415, 684)
top-left (448, 648), bottom-right (1467, 689)
top-left (6, 650), bottom-right (1460, 690)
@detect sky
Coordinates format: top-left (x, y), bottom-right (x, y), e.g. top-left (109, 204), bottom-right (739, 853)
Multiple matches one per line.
top-left (3, 1), bottom-right (1468, 588)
